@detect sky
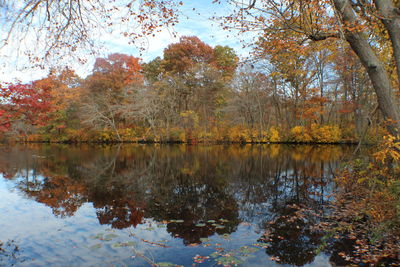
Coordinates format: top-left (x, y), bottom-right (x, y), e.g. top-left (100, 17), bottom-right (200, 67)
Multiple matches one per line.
top-left (0, 0), bottom-right (255, 83)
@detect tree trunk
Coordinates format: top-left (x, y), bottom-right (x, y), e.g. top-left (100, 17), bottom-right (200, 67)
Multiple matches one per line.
top-left (374, 0), bottom-right (400, 87)
top-left (333, 0), bottom-right (400, 136)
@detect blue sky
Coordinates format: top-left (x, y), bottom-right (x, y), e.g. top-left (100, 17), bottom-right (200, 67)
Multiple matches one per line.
top-left (108, 0), bottom-right (248, 60)
top-left (0, 0), bottom-right (255, 83)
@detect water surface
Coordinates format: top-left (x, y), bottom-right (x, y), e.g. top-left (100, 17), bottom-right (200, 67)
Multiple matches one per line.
top-left (0, 144), bottom-right (361, 266)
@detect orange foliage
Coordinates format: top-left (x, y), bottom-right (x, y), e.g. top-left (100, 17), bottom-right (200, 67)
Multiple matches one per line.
top-left (163, 36), bottom-right (214, 74)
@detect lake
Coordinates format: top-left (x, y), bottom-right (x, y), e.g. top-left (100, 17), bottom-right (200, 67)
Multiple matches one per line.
top-left (0, 144), bottom-right (365, 266)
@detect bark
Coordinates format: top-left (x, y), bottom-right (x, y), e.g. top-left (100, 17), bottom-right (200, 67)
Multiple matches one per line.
top-left (333, 0), bottom-right (400, 136)
top-left (374, 0), bottom-right (400, 87)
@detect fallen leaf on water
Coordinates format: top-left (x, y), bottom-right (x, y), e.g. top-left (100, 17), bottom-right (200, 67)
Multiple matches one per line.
top-left (103, 233), bottom-right (118, 241)
top-left (90, 244), bottom-right (102, 250)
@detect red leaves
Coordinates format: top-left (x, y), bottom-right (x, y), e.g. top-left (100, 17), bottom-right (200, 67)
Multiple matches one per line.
top-left (0, 83), bottom-right (50, 131)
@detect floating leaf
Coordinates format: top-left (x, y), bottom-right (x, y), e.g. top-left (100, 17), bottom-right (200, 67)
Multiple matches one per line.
top-left (90, 244), bottom-right (102, 250)
top-left (193, 255), bottom-right (210, 264)
top-left (103, 233), bottom-right (118, 241)
top-left (112, 241), bottom-right (136, 248)
top-left (210, 251), bottom-right (220, 258)
top-left (253, 243), bottom-right (270, 248)
top-left (195, 223), bottom-right (206, 227)
top-left (239, 246), bottom-right (259, 254)
top-left (90, 233), bottom-right (103, 239)
top-left (214, 256), bottom-right (243, 266)
top-left (200, 238), bottom-right (210, 243)
top-left (215, 225), bottom-right (225, 229)
top-left (157, 224), bottom-right (166, 228)
top-left (124, 241), bottom-right (136, 247)
top-left (156, 262), bottom-right (175, 267)
top-left (207, 220), bottom-right (216, 223)
top-left (112, 243), bottom-right (122, 248)
top-left (169, 219), bottom-right (184, 223)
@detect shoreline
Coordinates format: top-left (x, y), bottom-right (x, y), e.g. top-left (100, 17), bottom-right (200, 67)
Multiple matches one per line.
top-left (1, 140), bottom-right (366, 145)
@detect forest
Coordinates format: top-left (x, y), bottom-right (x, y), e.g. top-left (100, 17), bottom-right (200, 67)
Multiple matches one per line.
top-left (0, 35), bottom-right (384, 144)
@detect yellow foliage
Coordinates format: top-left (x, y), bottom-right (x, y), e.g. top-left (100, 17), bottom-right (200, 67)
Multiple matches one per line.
top-left (209, 126), bottom-right (229, 142)
top-left (99, 130), bottom-right (117, 142)
top-left (259, 130), bottom-right (269, 142)
top-left (228, 125), bottom-right (250, 143)
top-left (119, 128), bottom-right (138, 141)
top-left (269, 127), bottom-right (280, 142)
top-left (198, 130), bottom-right (213, 142)
top-left (164, 127), bottom-right (185, 142)
top-left (19, 122), bottom-right (349, 144)
top-left (290, 124), bottom-right (341, 143)
top-left (290, 126), bottom-right (312, 143)
top-left (334, 134), bottom-right (400, 242)
top-left (374, 135), bottom-right (400, 164)
top-left (311, 124), bottom-right (341, 143)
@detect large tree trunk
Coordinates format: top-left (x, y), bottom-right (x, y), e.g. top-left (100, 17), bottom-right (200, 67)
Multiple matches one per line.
top-left (333, 0), bottom-right (400, 136)
top-left (374, 0), bottom-right (400, 87)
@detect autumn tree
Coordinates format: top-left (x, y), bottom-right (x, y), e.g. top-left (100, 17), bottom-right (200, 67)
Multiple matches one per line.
top-left (87, 53), bottom-right (143, 98)
top-left (163, 36), bottom-right (215, 74)
top-left (159, 36), bottom-right (238, 130)
top-left (256, 36), bottom-right (319, 127)
top-left (33, 69), bottom-right (82, 136)
top-left (225, 0), bottom-right (400, 135)
top-left (80, 53), bottom-right (143, 140)
top-left (0, 82), bottom-right (50, 135)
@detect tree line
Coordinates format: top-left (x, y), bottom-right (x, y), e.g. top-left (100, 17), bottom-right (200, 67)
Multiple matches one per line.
top-left (0, 35), bottom-right (385, 143)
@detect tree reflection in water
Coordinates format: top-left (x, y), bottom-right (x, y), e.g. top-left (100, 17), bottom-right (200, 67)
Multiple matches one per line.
top-left (0, 144), bottom-right (357, 265)
top-left (259, 203), bottom-right (323, 266)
